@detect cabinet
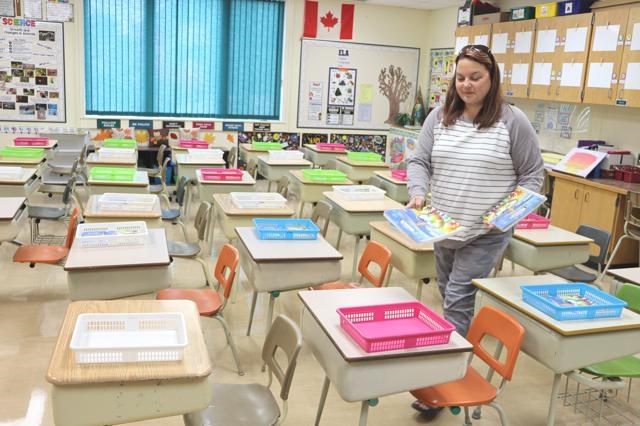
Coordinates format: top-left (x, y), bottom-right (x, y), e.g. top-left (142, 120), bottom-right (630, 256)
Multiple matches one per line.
top-left (549, 171), bottom-right (638, 265)
top-left (617, 7), bottom-right (640, 106)
top-left (492, 20), bottom-right (536, 98)
top-left (455, 24), bottom-right (491, 54)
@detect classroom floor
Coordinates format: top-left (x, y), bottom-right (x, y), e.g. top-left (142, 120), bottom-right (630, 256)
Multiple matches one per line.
top-left (1, 181), bottom-right (639, 426)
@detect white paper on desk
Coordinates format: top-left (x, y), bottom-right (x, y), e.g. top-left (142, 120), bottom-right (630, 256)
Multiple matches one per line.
top-left (514, 31), bottom-right (532, 54)
top-left (631, 23), bottom-right (640, 51)
top-left (560, 63), bottom-right (584, 87)
top-left (593, 25), bottom-right (620, 52)
top-left (624, 63), bottom-right (640, 90)
top-left (532, 63), bottom-right (552, 86)
top-left (536, 29), bottom-right (557, 53)
top-left (587, 62), bottom-right (614, 88)
top-left (511, 63), bottom-right (529, 85)
top-left (565, 27), bottom-right (588, 52)
top-left (492, 33), bottom-right (508, 54)
top-left (474, 34), bottom-right (489, 47)
top-left (455, 36), bottom-right (469, 54)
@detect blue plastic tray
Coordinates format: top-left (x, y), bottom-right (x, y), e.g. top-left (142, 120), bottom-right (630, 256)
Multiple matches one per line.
top-left (253, 218), bottom-right (319, 240)
top-left (521, 283), bottom-right (626, 321)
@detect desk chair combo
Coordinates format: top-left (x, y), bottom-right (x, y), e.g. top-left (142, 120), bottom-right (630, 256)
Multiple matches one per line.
top-left (161, 175), bottom-right (189, 240)
top-left (311, 200), bottom-right (332, 237)
top-left (246, 159), bottom-right (258, 180)
top-left (600, 191), bottom-right (640, 281)
top-left (40, 153), bottom-right (87, 198)
top-left (27, 175), bottom-right (77, 244)
top-left (227, 146), bottom-right (238, 168)
top-left (139, 144), bottom-right (167, 179)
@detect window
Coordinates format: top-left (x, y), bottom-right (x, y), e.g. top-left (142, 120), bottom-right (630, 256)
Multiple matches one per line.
top-left (84, 0), bottom-right (285, 119)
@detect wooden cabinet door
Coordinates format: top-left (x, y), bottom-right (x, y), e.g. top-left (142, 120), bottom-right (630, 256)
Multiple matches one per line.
top-left (505, 19), bottom-right (536, 99)
top-left (530, 16), bottom-right (563, 100)
top-left (492, 21), bottom-right (512, 97)
top-left (617, 7), bottom-right (640, 107)
top-left (579, 186), bottom-right (619, 257)
top-left (455, 24), bottom-right (491, 54)
top-left (555, 13), bottom-right (594, 103)
top-left (584, 9), bottom-right (629, 105)
top-left (550, 178), bottom-right (583, 231)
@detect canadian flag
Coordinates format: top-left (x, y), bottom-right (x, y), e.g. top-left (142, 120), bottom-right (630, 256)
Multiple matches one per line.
top-left (304, 1), bottom-right (355, 40)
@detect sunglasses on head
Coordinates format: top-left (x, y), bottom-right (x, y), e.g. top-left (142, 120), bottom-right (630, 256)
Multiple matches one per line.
top-left (457, 44), bottom-right (495, 66)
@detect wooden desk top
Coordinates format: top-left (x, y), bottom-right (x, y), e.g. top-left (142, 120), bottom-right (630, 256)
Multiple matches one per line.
top-left (303, 144), bottom-right (346, 154)
top-left (64, 228), bottom-right (170, 271)
top-left (513, 225), bottom-right (593, 246)
top-left (257, 155), bottom-right (312, 166)
top-left (0, 157), bottom-right (44, 165)
top-left (175, 154), bottom-right (225, 166)
top-left (369, 221), bottom-right (434, 252)
top-left (196, 170), bottom-right (255, 185)
top-left (374, 170), bottom-right (408, 185)
top-left (87, 153), bottom-right (137, 166)
top-left (288, 170), bottom-right (353, 186)
top-left (213, 193), bottom-right (295, 216)
top-left (607, 267), bottom-right (640, 285)
top-left (235, 226), bottom-right (343, 262)
top-left (299, 287), bottom-right (472, 362)
top-left (46, 300), bottom-right (211, 385)
top-left (88, 171), bottom-right (149, 187)
top-left (323, 191), bottom-right (404, 212)
top-left (548, 170), bottom-right (640, 195)
top-left (336, 155), bottom-right (389, 168)
top-left (84, 195), bottom-right (162, 219)
top-left (0, 168), bottom-right (37, 184)
top-left (473, 275), bottom-right (640, 336)
top-left (0, 197), bottom-right (26, 220)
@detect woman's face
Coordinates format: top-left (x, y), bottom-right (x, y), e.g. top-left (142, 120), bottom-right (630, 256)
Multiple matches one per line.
top-left (455, 58), bottom-right (491, 108)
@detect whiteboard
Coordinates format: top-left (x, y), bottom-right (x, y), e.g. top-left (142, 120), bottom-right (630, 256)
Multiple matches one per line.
top-left (0, 17), bottom-right (66, 122)
top-left (297, 39), bottom-right (420, 130)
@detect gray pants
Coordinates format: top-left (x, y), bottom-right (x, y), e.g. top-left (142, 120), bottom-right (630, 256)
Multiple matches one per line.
top-left (435, 230), bottom-right (512, 337)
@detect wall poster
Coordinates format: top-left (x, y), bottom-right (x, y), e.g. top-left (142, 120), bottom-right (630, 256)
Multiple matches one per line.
top-left (0, 17), bottom-right (65, 122)
top-left (427, 48), bottom-right (455, 110)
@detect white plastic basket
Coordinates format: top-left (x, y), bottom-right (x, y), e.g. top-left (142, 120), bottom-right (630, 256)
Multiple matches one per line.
top-left (268, 150), bottom-right (304, 160)
top-left (333, 185), bottom-right (386, 200)
top-left (75, 221), bottom-right (148, 248)
top-left (70, 312), bottom-right (188, 364)
top-left (0, 166), bottom-right (24, 180)
top-left (230, 192), bottom-right (287, 209)
top-left (97, 148), bottom-right (136, 161)
top-left (98, 193), bottom-right (157, 212)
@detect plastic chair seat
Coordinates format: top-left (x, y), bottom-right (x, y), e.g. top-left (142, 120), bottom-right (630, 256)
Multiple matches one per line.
top-left (411, 366), bottom-right (498, 407)
top-left (167, 240), bottom-right (200, 257)
top-left (28, 206), bottom-right (67, 220)
top-left (156, 288), bottom-right (222, 316)
top-left (546, 265), bottom-right (596, 283)
top-left (312, 281), bottom-right (360, 290)
top-left (162, 208), bottom-right (181, 220)
top-left (13, 245), bottom-right (69, 264)
top-left (581, 355), bottom-right (640, 378)
top-left (184, 383), bottom-right (280, 426)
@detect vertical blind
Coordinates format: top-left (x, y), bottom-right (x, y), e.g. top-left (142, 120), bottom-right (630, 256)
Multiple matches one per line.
top-left (84, 0), bottom-right (285, 119)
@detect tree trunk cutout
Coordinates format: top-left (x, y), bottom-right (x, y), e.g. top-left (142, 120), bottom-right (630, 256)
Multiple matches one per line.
top-left (378, 65), bottom-right (412, 124)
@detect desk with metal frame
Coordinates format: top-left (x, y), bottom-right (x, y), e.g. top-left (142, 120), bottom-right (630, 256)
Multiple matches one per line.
top-left (85, 152), bottom-right (137, 173)
top-left (302, 144), bottom-right (346, 167)
top-left (0, 168), bottom-right (39, 197)
top-left (83, 194), bottom-right (163, 228)
top-left (256, 155), bottom-right (312, 192)
top-left (0, 157), bottom-right (46, 176)
top-left (88, 170), bottom-right (150, 195)
top-left (0, 196), bottom-right (26, 243)
top-left (288, 169), bottom-right (353, 217)
top-left (372, 170), bottom-right (409, 203)
top-left (335, 156), bottom-right (389, 184)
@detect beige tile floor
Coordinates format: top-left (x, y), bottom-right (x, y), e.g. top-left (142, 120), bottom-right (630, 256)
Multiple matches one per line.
top-left (1, 181), bottom-right (639, 426)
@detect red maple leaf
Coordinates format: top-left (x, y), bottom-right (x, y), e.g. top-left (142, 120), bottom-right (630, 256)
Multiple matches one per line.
top-left (320, 11), bottom-right (338, 30)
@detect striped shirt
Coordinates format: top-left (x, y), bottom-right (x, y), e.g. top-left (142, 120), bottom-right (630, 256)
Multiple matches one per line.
top-left (407, 104), bottom-right (544, 241)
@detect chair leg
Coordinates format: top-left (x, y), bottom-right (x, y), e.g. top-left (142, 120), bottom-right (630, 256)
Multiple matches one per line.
top-left (463, 406), bottom-right (472, 426)
top-left (194, 257), bottom-right (213, 287)
top-left (335, 228), bottom-right (342, 249)
top-left (488, 402), bottom-right (508, 426)
top-left (214, 314), bottom-right (244, 376)
top-left (246, 291), bottom-right (258, 336)
top-left (178, 219), bottom-right (189, 241)
top-left (598, 236), bottom-right (629, 282)
top-left (314, 375), bottom-right (331, 426)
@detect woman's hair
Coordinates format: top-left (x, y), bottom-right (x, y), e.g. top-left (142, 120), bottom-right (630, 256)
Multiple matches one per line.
top-left (442, 45), bottom-right (503, 129)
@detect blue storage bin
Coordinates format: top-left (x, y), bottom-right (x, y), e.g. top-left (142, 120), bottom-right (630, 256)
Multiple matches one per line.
top-left (253, 218), bottom-right (320, 240)
top-left (557, 0), bottom-right (592, 16)
top-left (521, 283), bottom-right (626, 321)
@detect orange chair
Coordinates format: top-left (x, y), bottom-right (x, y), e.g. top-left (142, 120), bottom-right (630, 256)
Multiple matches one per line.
top-left (156, 243), bottom-right (244, 375)
top-left (13, 208), bottom-right (79, 268)
top-left (313, 240), bottom-right (391, 290)
top-left (410, 305), bottom-right (525, 425)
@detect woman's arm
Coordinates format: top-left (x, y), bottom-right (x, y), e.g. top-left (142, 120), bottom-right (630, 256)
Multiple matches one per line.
top-left (407, 108), bottom-right (439, 203)
top-left (506, 105), bottom-right (544, 192)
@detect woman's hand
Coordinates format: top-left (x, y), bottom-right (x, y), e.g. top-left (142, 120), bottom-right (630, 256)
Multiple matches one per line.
top-left (407, 196), bottom-right (425, 209)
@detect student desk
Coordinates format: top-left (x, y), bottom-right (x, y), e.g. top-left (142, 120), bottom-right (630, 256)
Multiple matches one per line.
top-left (235, 226), bottom-right (342, 335)
top-left (83, 194), bottom-right (163, 228)
top-left (606, 267), bottom-right (640, 295)
top-left (88, 171), bottom-right (150, 195)
top-left (196, 169), bottom-right (256, 201)
top-left (0, 196), bottom-right (26, 243)
top-left (335, 156), bottom-right (389, 183)
top-left (0, 156), bottom-right (46, 176)
top-left (473, 274), bottom-right (640, 426)
top-left (299, 287), bottom-right (472, 426)
top-left (238, 143), bottom-right (270, 165)
top-left (505, 225), bottom-right (593, 273)
top-left (175, 154), bottom-right (225, 181)
top-left (256, 155), bottom-right (312, 192)
top-left (323, 191), bottom-right (403, 280)
top-left (372, 170), bottom-right (409, 203)
top-left (85, 152), bottom-right (137, 173)
top-left (46, 300), bottom-right (212, 426)
top-left (369, 221), bottom-right (435, 299)
top-left (64, 228), bottom-right (171, 300)
top-left (39, 131), bottom-right (88, 152)
top-left (288, 169), bottom-right (353, 217)
top-left (302, 144), bottom-right (346, 167)
top-left (0, 167), bottom-right (39, 197)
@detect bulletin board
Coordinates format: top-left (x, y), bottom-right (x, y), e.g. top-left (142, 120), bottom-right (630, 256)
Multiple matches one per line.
top-left (0, 17), bottom-right (66, 122)
top-left (297, 39), bottom-right (420, 131)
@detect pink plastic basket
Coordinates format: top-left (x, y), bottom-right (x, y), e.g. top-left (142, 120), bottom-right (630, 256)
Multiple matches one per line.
top-left (337, 302), bottom-right (455, 353)
top-left (200, 168), bottom-right (244, 181)
top-left (515, 213), bottom-right (551, 229)
top-left (390, 169), bottom-right (407, 181)
top-left (316, 142), bottom-right (345, 152)
top-left (14, 137), bottom-right (49, 146)
top-left (179, 139), bottom-right (208, 149)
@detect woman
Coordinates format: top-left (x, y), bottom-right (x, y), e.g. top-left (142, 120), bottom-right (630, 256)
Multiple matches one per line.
top-left (407, 45), bottom-right (543, 418)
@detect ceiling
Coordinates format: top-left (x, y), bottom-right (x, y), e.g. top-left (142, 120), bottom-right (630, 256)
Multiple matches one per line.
top-left (356, 0), bottom-right (467, 10)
